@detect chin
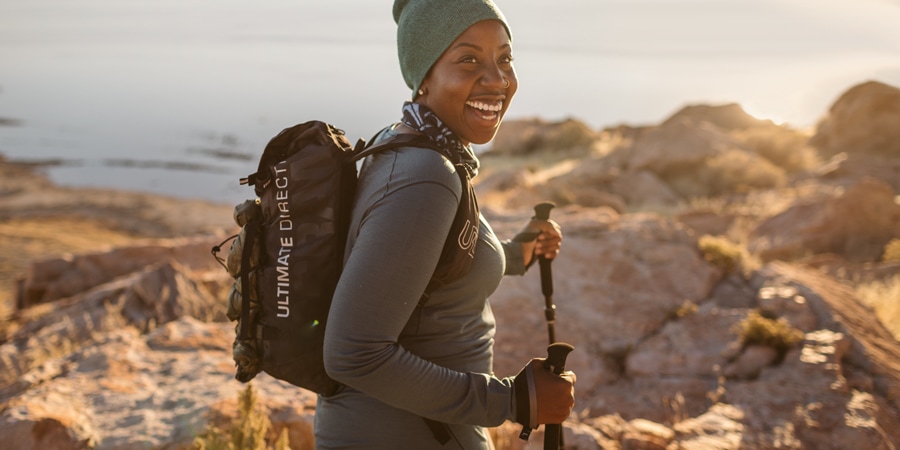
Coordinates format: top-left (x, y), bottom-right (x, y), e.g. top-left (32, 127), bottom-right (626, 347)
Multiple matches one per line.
top-left (467, 125), bottom-right (503, 145)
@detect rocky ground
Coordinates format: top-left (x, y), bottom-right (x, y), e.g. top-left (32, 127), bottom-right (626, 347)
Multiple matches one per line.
top-left (1, 80), bottom-right (899, 449)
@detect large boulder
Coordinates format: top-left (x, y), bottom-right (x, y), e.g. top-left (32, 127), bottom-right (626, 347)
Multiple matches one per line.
top-left (16, 236), bottom-right (228, 309)
top-left (662, 103), bottom-right (774, 131)
top-left (748, 178), bottom-right (900, 262)
top-left (489, 208), bottom-right (722, 396)
top-left (619, 117), bottom-right (785, 199)
top-left (487, 117), bottom-right (600, 155)
top-left (810, 80), bottom-right (900, 159)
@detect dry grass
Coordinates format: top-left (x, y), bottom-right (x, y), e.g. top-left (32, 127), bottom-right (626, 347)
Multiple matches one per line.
top-left (883, 239), bottom-right (900, 262)
top-left (856, 275), bottom-right (900, 341)
top-left (698, 235), bottom-right (744, 273)
top-left (735, 310), bottom-right (804, 352)
top-left (194, 383), bottom-right (290, 450)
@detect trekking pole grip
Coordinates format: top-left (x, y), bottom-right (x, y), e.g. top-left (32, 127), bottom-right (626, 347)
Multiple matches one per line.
top-left (543, 342), bottom-right (574, 450)
top-left (544, 342), bottom-right (573, 375)
top-left (533, 202), bottom-right (555, 221)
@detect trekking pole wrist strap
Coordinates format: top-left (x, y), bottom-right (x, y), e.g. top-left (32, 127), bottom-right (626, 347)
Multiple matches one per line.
top-left (513, 362), bottom-right (538, 430)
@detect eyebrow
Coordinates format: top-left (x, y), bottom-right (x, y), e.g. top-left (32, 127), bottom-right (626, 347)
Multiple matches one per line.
top-left (449, 42), bottom-right (512, 52)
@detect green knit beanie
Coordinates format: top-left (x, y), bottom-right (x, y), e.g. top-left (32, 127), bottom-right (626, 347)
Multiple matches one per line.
top-left (393, 0), bottom-right (512, 97)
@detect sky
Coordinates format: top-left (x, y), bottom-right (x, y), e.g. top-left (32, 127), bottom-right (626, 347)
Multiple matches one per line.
top-left (497, 0), bottom-right (900, 128)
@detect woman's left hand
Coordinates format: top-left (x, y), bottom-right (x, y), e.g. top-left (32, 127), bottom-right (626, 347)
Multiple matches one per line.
top-left (517, 218), bottom-right (562, 267)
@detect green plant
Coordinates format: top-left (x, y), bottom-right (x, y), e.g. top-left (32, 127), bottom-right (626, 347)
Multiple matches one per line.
top-left (734, 310), bottom-right (804, 353)
top-left (698, 235), bottom-right (744, 273)
top-left (856, 275), bottom-right (900, 341)
top-left (883, 239), bottom-right (900, 262)
top-left (194, 383), bottom-right (290, 450)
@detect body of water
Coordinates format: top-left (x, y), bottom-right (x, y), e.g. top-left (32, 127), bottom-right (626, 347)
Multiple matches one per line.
top-left (1, 0), bottom-right (899, 204)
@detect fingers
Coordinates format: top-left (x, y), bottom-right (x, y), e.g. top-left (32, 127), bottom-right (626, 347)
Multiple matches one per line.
top-left (531, 219), bottom-right (562, 259)
top-left (535, 232), bottom-right (561, 259)
top-left (531, 359), bottom-right (576, 424)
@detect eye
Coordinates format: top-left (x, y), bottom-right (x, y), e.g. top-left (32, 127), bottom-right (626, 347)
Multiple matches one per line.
top-left (458, 55), bottom-right (478, 64)
top-left (500, 54), bottom-right (514, 65)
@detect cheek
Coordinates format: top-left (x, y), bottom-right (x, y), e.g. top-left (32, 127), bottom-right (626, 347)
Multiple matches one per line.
top-left (506, 73), bottom-right (519, 103)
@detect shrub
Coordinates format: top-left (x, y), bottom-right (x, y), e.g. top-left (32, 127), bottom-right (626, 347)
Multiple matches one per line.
top-left (704, 150), bottom-right (786, 195)
top-left (698, 235), bottom-right (744, 273)
top-left (736, 128), bottom-right (819, 173)
top-left (194, 383), bottom-right (290, 450)
top-left (883, 239), bottom-right (900, 262)
top-left (734, 310), bottom-right (804, 353)
top-left (856, 275), bottom-right (900, 341)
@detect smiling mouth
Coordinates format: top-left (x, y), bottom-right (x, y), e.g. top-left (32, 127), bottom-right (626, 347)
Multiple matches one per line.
top-left (466, 100), bottom-right (503, 120)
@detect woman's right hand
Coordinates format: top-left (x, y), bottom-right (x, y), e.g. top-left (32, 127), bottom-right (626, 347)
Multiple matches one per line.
top-left (513, 358), bottom-right (576, 427)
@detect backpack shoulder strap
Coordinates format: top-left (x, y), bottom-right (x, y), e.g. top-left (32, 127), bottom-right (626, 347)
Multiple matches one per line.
top-left (352, 132), bottom-right (448, 162)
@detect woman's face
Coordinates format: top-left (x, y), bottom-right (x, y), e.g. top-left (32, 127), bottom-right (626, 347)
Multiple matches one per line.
top-left (416, 20), bottom-right (517, 146)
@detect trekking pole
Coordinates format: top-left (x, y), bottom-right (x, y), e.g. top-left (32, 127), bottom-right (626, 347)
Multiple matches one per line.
top-left (532, 202), bottom-right (557, 344)
top-left (544, 342), bottom-right (574, 450)
top-left (532, 202), bottom-right (573, 449)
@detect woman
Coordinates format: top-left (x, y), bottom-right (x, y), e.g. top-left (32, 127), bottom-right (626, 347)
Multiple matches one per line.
top-left (315, 0), bottom-right (576, 448)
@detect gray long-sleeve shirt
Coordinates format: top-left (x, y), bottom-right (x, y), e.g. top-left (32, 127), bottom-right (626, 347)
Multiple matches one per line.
top-left (315, 125), bottom-right (526, 449)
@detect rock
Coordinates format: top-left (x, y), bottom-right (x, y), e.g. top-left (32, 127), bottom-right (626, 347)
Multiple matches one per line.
top-left (722, 345), bottom-right (780, 380)
top-left (810, 80), bottom-right (900, 158)
top-left (760, 263), bottom-right (900, 409)
top-left (623, 418), bottom-right (675, 449)
top-left (748, 178), bottom-right (900, 262)
top-left (17, 236), bottom-right (229, 308)
top-left (663, 103), bottom-right (775, 131)
top-left (488, 117), bottom-right (600, 155)
top-left (625, 304), bottom-right (744, 379)
top-left (675, 209), bottom-right (738, 238)
top-left (620, 117), bottom-right (786, 198)
top-left (672, 403), bottom-right (745, 449)
top-left (0, 318), bottom-right (317, 450)
top-left (707, 274), bottom-right (758, 309)
top-left (625, 117), bottom-right (739, 177)
top-left (611, 170), bottom-right (681, 208)
top-left (812, 151), bottom-right (900, 192)
top-left (490, 212), bottom-right (722, 393)
top-left (0, 259), bottom-right (224, 389)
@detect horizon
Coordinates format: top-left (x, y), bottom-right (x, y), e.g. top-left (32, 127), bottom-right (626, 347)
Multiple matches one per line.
top-left (0, 0), bottom-right (899, 202)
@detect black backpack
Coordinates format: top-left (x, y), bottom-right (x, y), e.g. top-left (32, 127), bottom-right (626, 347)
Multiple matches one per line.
top-left (212, 120), bottom-right (478, 396)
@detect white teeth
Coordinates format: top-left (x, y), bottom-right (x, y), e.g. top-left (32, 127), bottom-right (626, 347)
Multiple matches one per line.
top-left (466, 101), bottom-right (502, 112)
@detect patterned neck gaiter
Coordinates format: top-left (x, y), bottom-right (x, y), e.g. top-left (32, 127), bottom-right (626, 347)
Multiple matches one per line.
top-left (400, 101), bottom-right (480, 178)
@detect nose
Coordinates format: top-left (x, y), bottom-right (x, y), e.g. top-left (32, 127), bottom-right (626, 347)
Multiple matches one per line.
top-left (481, 62), bottom-right (507, 89)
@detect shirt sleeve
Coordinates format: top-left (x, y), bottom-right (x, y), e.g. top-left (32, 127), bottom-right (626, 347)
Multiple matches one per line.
top-left (501, 239), bottom-right (526, 275)
top-left (323, 148), bottom-right (515, 426)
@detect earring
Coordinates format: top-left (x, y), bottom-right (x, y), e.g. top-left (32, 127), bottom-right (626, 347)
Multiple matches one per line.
top-left (417, 87), bottom-right (427, 96)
